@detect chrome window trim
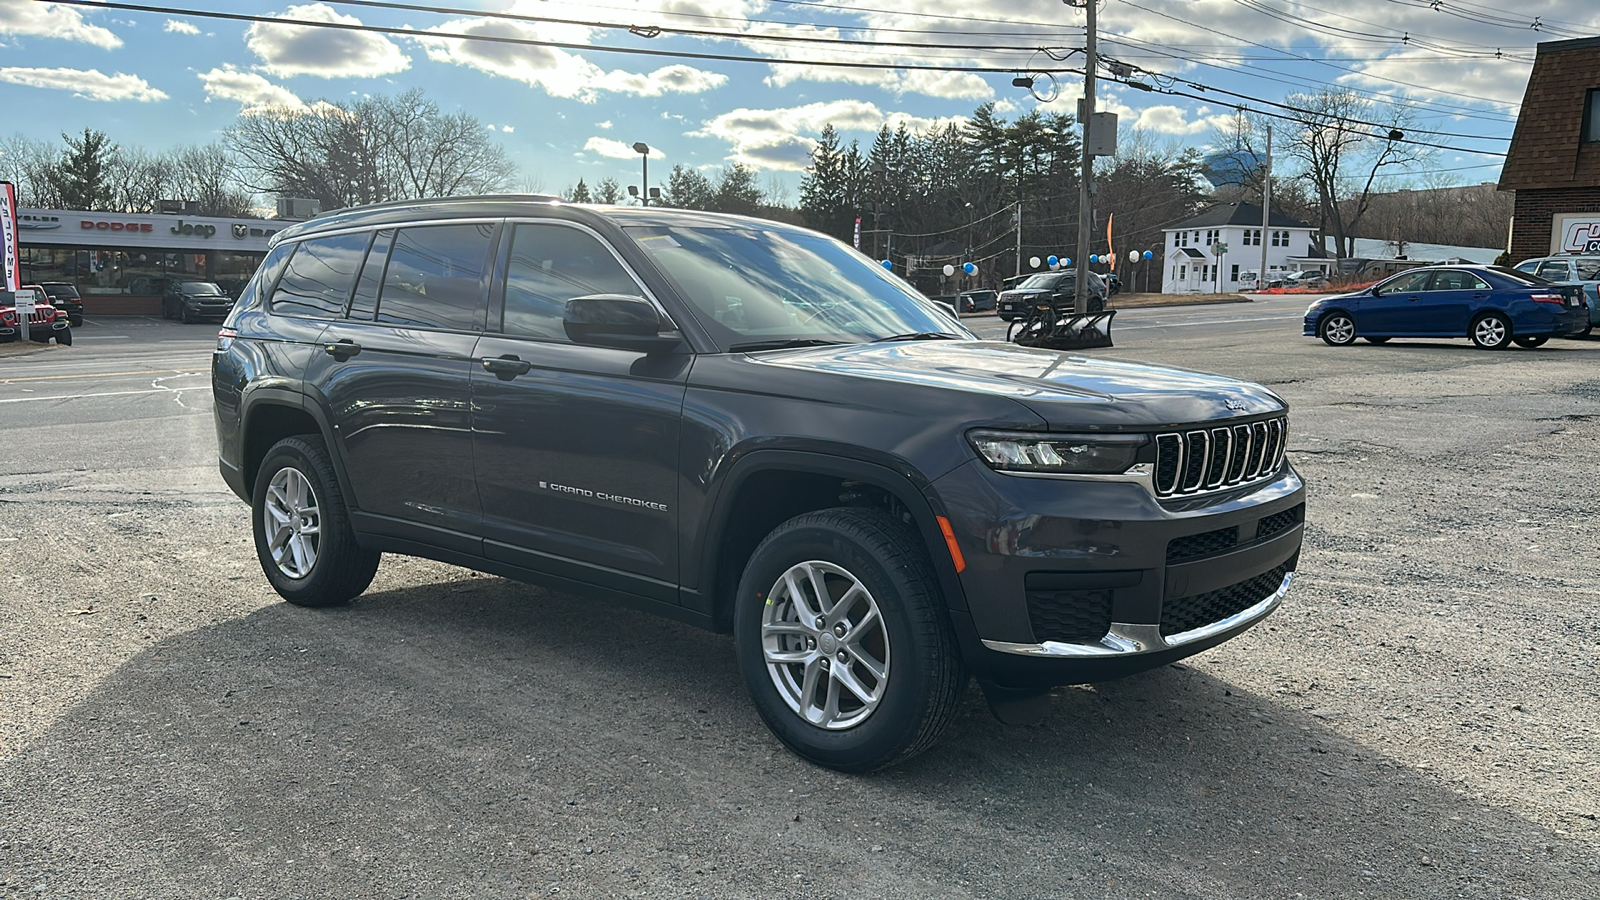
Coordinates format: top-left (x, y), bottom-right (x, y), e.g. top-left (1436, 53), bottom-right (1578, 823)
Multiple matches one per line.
top-left (981, 572), bottom-right (1293, 658)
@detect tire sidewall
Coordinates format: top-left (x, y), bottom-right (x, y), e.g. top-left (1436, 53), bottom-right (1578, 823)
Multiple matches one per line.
top-left (733, 514), bottom-right (948, 772)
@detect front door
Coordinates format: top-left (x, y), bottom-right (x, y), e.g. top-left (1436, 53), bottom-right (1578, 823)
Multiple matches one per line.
top-left (1361, 270), bottom-right (1435, 334)
top-left (470, 221), bottom-right (688, 599)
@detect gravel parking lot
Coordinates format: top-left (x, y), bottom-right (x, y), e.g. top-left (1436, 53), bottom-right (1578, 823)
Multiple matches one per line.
top-left (2, 309), bottom-right (1597, 898)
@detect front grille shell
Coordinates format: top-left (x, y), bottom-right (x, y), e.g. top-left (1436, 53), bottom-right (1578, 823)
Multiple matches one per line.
top-left (1154, 417), bottom-right (1286, 499)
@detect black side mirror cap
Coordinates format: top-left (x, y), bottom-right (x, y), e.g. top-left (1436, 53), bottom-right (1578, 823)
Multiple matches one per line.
top-left (564, 294), bottom-right (683, 352)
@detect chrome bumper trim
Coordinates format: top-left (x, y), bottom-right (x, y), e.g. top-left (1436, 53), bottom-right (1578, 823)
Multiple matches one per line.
top-left (981, 571), bottom-right (1294, 658)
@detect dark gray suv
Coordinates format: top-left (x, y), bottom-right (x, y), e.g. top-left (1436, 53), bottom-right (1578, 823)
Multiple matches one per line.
top-left (212, 196), bottom-right (1305, 771)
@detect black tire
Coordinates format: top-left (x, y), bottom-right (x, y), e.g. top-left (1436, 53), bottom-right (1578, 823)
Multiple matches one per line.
top-left (251, 435), bottom-right (380, 607)
top-left (180, 305), bottom-right (193, 324)
top-left (733, 508), bottom-right (967, 773)
top-left (1470, 312), bottom-right (1512, 350)
top-left (56, 328), bottom-right (72, 346)
top-left (1513, 335), bottom-right (1548, 348)
top-left (1318, 312), bottom-right (1357, 346)
top-left (1362, 336), bottom-right (1389, 344)
top-left (161, 300), bottom-right (171, 320)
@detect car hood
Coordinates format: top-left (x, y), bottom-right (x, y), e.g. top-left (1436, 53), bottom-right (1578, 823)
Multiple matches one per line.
top-left (748, 340), bottom-right (1285, 429)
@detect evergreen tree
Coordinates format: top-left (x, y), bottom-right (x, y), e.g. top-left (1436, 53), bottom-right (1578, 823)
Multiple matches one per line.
top-left (594, 177), bottom-right (623, 204)
top-left (56, 129), bottom-right (118, 211)
top-left (714, 163), bottom-right (763, 217)
top-left (661, 164), bottom-right (715, 210)
top-left (566, 179), bottom-right (593, 203)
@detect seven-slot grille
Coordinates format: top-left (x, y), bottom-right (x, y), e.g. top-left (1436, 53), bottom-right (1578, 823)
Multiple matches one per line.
top-left (1154, 417), bottom-right (1287, 498)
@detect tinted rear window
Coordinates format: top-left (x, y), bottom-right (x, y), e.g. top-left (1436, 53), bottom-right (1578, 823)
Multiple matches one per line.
top-left (375, 223), bottom-right (496, 331)
top-left (1489, 266), bottom-right (1551, 286)
top-left (43, 284), bottom-right (79, 299)
top-left (271, 233), bottom-right (369, 319)
top-left (180, 282), bottom-right (224, 294)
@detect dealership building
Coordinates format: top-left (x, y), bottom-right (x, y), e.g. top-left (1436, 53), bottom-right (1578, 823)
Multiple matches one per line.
top-left (16, 208), bottom-right (282, 316)
top-left (1500, 36), bottom-right (1600, 262)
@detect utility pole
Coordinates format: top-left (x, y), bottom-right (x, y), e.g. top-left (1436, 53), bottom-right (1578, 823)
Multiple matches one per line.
top-left (1073, 0), bottom-right (1097, 316)
top-left (1014, 201), bottom-right (1023, 279)
top-left (1259, 125), bottom-right (1272, 291)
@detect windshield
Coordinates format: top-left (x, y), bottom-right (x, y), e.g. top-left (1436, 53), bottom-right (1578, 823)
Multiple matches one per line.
top-left (181, 282), bottom-right (224, 294)
top-left (1017, 272), bottom-right (1069, 290)
top-left (626, 224), bottom-right (967, 350)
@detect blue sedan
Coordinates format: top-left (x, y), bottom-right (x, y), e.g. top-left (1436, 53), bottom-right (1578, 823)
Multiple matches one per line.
top-left (1303, 265), bottom-right (1588, 350)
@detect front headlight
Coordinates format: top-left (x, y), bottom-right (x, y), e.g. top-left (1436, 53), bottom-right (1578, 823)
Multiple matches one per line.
top-left (968, 430), bottom-right (1148, 475)
top-left (1305, 299), bottom-right (1326, 313)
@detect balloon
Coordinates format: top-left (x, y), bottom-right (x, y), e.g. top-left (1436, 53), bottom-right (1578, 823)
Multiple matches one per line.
top-left (963, 262), bottom-right (976, 275)
top-left (1129, 250), bottom-right (1140, 263)
top-left (1062, 258), bottom-right (1072, 267)
top-left (1030, 256), bottom-right (1041, 268)
top-left (1046, 255), bottom-right (1059, 267)
top-left (942, 264), bottom-right (955, 277)
top-left (881, 259), bottom-right (893, 269)
top-left (1142, 250), bottom-right (1154, 260)
top-left (1091, 255), bottom-right (1101, 264)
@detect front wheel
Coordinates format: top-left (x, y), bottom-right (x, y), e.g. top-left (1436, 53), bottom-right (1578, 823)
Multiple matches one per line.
top-left (252, 435), bottom-right (380, 607)
top-left (56, 328), bottom-right (72, 346)
top-left (1513, 335), bottom-right (1549, 348)
top-left (733, 508), bottom-right (968, 773)
top-left (1318, 313), bottom-right (1357, 346)
top-left (1471, 313), bottom-right (1512, 350)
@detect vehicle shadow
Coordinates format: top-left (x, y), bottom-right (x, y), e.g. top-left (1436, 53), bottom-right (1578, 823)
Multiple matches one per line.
top-left (1, 574), bottom-right (1593, 899)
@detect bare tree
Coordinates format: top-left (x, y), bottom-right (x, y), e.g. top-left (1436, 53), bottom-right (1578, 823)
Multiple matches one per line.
top-left (1283, 90), bottom-right (1426, 258)
top-left (0, 133), bottom-right (64, 207)
top-left (228, 91), bottom-right (515, 211)
top-left (172, 144), bottom-right (255, 217)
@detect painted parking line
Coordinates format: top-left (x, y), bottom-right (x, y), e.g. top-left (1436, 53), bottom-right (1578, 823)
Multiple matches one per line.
top-left (0, 369), bottom-right (198, 384)
top-left (0, 386), bottom-right (210, 404)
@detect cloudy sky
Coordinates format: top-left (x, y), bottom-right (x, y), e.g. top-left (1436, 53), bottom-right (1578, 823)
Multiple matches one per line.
top-left (2, 0), bottom-right (1596, 200)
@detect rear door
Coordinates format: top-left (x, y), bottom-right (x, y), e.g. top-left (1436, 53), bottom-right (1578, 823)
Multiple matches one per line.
top-left (1412, 269), bottom-right (1485, 335)
top-left (470, 220), bottom-right (688, 598)
top-left (304, 222), bottom-right (497, 550)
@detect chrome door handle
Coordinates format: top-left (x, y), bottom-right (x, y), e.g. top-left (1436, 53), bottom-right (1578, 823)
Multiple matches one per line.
top-left (481, 355), bottom-right (532, 380)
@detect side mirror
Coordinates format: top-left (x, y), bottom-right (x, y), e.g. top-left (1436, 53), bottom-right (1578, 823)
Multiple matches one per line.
top-left (563, 294), bottom-right (683, 352)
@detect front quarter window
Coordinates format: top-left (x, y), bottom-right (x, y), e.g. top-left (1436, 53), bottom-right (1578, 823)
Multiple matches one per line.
top-left (626, 224), bottom-right (966, 350)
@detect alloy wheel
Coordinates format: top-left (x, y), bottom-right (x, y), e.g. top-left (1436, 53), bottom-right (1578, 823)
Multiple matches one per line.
top-left (263, 466), bottom-right (321, 579)
top-left (760, 560), bottom-right (890, 730)
top-left (1474, 317), bottom-right (1507, 347)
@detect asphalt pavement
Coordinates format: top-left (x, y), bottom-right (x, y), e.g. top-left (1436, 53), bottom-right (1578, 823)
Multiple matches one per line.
top-left (2, 305), bottom-right (1597, 899)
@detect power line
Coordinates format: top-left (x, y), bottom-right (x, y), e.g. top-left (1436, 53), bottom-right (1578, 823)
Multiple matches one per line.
top-left (40, 0), bottom-right (1082, 76)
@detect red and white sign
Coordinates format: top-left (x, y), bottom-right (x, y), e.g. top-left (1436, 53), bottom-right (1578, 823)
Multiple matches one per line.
top-left (1, 182), bottom-right (20, 292)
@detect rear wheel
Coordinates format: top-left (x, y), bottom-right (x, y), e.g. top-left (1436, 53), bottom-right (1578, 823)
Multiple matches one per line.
top-left (1513, 335), bottom-right (1549, 348)
top-left (733, 508), bottom-right (967, 773)
top-left (1318, 313), bottom-right (1356, 346)
top-left (1470, 313), bottom-right (1512, 350)
top-left (252, 436), bottom-right (380, 607)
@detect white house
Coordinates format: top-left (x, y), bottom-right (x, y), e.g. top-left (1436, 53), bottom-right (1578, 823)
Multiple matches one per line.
top-left (1161, 203), bottom-right (1316, 293)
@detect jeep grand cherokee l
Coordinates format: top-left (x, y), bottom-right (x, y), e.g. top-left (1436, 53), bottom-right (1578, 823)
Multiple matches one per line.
top-left (213, 196), bottom-right (1305, 772)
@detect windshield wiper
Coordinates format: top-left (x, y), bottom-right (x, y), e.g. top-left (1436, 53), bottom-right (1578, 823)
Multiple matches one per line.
top-left (728, 338), bottom-right (849, 352)
top-left (871, 332), bottom-right (961, 343)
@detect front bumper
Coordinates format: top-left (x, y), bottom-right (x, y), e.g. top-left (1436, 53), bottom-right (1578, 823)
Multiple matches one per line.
top-left (185, 302), bottom-right (234, 321)
top-left (0, 319), bottom-right (70, 341)
top-left (930, 457), bottom-right (1305, 689)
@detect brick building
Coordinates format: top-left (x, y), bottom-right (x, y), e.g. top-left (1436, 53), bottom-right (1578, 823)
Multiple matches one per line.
top-left (1499, 36), bottom-right (1600, 262)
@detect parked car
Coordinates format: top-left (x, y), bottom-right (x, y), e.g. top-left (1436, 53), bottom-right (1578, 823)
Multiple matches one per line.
top-left (163, 281), bottom-right (235, 323)
top-left (0, 286), bottom-right (72, 345)
top-left (214, 197), bottom-right (1304, 772)
top-left (1513, 255), bottom-right (1600, 336)
top-left (1282, 270), bottom-right (1327, 289)
top-left (1104, 273), bottom-right (1122, 295)
top-left (39, 282), bottom-right (83, 326)
top-left (957, 288), bottom-right (997, 313)
top-left (1303, 264), bottom-right (1587, 349)
top-left (995, 269), bottom-right (1108, 321)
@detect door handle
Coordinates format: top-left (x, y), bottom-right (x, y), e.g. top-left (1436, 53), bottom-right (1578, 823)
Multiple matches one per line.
top-left (482, 355), bottom-right (532, 380)
top-left (324, 339), bottom-right (361, 360)
top-left (1472, 293), bottom-right (1487, 299)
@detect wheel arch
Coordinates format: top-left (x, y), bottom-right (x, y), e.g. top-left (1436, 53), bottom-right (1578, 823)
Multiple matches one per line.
top-left (240, 391), bottom-right (353, 507)
top-left (695, 450), bottom-right (968, 633)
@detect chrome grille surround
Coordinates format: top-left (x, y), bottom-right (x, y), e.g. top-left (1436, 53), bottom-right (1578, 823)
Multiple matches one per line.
top-left (1154, 416), bottom-right (1287, 499)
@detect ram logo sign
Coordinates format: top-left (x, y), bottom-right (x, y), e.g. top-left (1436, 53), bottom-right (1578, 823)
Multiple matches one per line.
top-left (1560, 218), bottom-right (1600, 253)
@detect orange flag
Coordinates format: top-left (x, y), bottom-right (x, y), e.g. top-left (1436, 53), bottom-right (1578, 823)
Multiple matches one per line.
top-left (1106, 213), bottom-right (1115, 271)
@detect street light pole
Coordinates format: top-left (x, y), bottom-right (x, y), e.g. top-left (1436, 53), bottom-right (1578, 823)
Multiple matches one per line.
top-left (633, 141), bottom-right (650, 206)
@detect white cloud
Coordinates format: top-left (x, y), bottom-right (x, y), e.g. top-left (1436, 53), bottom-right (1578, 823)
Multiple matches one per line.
top-left (197, 65), bottom-right (307, 112)
top-left (501, 125), bottom-right (514, 133)
top-left (584, 137), bottom-right (651, 160)
top-left (413, 16), bottom-right (725, 101)
top-left (0, 67), bottom-right (165, 102)
top-left (691, 101), bottom-right (966, 171)
top-left (164, 19), bottom-right (200, 35)
top-left (596, 120), bottom-right (612, 130)
top-left (1133, 105), bottom-right (1233, 136)
top-left (247, 3), bottom-right (410, 79)
top-left (0, 2), bottom-right (122, 49)
top-left (765, 64), bottom-right (992, 101)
